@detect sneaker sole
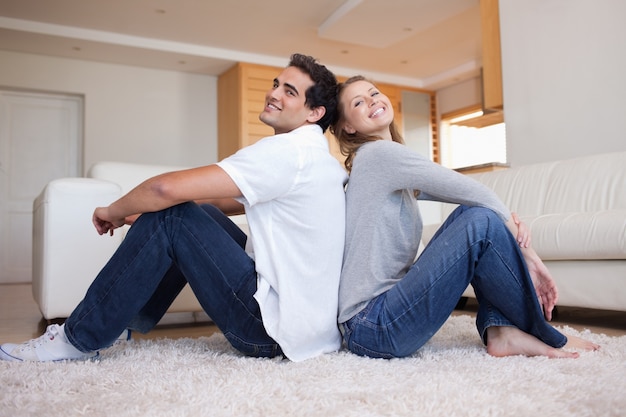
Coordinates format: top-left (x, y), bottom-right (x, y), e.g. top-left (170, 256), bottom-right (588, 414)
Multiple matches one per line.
top-left (0, 345), bottom-right (100, 362)
top-left (0, 346), bottom-right (22, 362)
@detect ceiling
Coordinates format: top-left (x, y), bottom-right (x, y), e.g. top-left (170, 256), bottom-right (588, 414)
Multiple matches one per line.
top-left (0, 0), bottom-right (483, 90)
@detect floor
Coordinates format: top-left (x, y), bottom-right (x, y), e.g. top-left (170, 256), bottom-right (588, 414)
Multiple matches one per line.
top-left (0, 284), bottom-right (219, 343)
top-left (1, 283), bottom-right (625, 345)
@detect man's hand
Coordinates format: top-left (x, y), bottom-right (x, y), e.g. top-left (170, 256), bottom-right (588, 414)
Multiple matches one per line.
top-left (93, 206), bottom-right (126, 236)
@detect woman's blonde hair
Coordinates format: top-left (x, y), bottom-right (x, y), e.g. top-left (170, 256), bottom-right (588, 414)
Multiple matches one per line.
top-left (330, 75), bottom-right (404, 172)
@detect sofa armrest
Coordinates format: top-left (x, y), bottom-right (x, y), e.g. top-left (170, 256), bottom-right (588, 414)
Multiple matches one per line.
top-left (32, 178), bottom-right (124, 319)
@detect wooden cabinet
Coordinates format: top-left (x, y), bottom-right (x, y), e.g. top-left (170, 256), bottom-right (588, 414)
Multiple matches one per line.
top-left (480, 0), bottom-right (503, 111)
top-left (217, 62), bottom-right (282, 160)
top-left (400, 88), bottom-right (438, 163)
top-left (218, 63), bottom-right (438, 164)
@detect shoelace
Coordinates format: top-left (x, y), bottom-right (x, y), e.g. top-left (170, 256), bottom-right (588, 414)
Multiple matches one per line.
top-left (20, 325), bottom-right (60, 350)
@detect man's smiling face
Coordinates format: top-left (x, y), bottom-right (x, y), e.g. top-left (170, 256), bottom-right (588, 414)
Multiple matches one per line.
top-left (259, 66), bottom-right (316, 134)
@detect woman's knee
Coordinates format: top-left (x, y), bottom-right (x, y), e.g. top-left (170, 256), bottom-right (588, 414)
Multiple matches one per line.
top-left (465, 205), bottom-right (499, 219)
top-left (461, 206), bottom-right (502, 230)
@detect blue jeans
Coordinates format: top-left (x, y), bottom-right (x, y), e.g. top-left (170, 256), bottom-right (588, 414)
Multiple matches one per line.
top-left (63, 202), bottom-right (282, 358)
top-left (341, 205), bottom-right (567, 359)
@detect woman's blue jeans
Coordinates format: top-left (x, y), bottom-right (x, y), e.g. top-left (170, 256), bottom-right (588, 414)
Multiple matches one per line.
top-left (63, 202), bottom-right (282, 358)
top-left (341, 205), bottom-right (567, 359)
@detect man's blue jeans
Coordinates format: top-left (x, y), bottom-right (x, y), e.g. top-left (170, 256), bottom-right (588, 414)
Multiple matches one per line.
top-left (63, 202), bottom-right (282, 358)
top-left (341, 205), bottom-right (567, 359)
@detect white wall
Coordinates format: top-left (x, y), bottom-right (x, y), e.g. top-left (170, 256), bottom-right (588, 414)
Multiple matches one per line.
top-left (0, 50), bottom-right (217, 173)
top-left (499, 0), bottom-right (626, 166)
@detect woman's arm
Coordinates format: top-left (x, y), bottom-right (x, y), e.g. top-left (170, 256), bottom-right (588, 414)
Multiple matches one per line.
top-left (520, 245), bottom-right (559, 321)
top-left (374, 141), bottom-right (510, 221)
top-left (504, 215), bottom-right (556, 320)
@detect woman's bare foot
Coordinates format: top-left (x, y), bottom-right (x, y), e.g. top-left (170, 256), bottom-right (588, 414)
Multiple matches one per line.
top-left (486, 326), bottom-right (583, 359)
top-left (564, 333), bottom-right (600, 352)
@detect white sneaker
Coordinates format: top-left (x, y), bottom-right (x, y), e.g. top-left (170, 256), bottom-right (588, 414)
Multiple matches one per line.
top-left (0, 324), bottom-right (98, 362)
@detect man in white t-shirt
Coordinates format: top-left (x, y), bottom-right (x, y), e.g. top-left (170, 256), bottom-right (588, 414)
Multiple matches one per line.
top-left (1, 53), bottom-right (347, 363)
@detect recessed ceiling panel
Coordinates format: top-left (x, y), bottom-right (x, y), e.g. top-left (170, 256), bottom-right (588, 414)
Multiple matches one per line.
top-left (318, 0), bottom-right (476, 48)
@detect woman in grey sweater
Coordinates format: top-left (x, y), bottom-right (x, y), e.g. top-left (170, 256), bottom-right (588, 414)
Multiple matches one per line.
top-left (330, 76), bottom-right (598, 359)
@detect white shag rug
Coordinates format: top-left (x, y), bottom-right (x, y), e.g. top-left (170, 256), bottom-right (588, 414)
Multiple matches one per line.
top-left (1, 315), bottom-right (625, 417)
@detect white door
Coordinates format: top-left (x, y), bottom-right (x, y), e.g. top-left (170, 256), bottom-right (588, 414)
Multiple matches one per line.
top-left (0, 90), bottom-right (82, 283)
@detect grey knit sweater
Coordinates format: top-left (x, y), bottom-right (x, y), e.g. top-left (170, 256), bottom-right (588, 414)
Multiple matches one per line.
top-left (338, 140), bottom-right (511, 323)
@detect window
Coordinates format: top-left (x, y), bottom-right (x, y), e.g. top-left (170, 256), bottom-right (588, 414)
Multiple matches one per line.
top-left (440, 106), bottom-right (506, 169)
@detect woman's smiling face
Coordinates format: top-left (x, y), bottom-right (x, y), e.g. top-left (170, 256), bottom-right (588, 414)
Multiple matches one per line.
top-left (339, 79), bottom-right (395, 141)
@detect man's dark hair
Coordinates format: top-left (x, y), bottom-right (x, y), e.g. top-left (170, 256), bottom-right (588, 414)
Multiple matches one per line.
top-left (288, 53), bottom-right (338, 132)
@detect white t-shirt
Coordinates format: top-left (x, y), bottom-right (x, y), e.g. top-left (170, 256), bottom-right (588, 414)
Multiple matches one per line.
top-left (217, 124), bottom-right (347, 362)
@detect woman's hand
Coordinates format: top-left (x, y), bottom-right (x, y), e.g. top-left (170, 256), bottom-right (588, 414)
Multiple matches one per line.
top-left (512, 212), bottom-right (531, 248)
top-left (506, 213), bottom-right (554, 319)
top-left (521, 246), bottom-right (558, 321)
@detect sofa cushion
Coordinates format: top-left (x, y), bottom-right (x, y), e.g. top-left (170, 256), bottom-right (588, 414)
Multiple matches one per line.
top-left (541, 152), bottom-right (626, 213)
top-left (469, 151), bottom-right (626, 216)
top-left (524, 209), bottom-right (626, 260)
top-left (468, 163), bottom-right (554, 216)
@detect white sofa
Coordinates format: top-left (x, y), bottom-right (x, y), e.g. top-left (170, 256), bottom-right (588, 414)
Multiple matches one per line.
top-left (32, 161), bottom-right (247, 322)
top-left (421, 151), bottom-right (626, 313)
top-left (32, 152), bottom-right (626, 321)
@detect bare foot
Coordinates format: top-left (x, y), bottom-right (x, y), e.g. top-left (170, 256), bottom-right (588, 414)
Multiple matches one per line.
top-left (564, 333), bottom-right (600, 352)
top-left (486, 326), bottom-right (580, 359)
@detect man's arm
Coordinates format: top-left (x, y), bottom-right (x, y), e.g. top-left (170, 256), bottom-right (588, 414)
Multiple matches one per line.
top-left (93, 164), bottom-right (241, 235)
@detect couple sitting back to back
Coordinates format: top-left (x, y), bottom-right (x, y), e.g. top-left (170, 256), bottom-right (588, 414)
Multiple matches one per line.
top-left (0, 54), bottom-right (598, 364)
